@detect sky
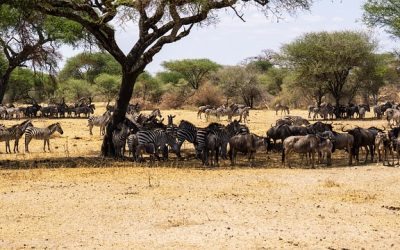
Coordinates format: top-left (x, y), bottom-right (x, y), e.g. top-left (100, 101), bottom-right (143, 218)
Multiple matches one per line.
top-left (61, 0), bottom-right (398, 74)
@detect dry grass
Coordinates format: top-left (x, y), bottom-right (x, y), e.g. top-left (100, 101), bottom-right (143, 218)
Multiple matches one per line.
top-left (1, 104), bottom-right (400, 248)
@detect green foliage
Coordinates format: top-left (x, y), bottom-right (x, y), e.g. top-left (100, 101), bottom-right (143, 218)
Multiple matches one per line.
top-left (59, 52), bottom-right (121, 83)
top-left (156, 71), bottom-right (184, 85)
top-left (0, 53), bottom-right (6, 75)
top-left (162, 59), bottom-right (221, 89)
top-left (7, 68), bottom-right (35, 102)
top-left (94, 73), bottom-right (120, 101)
top-left (135, 72), bottom-right (163, 103)
top-left (259, 67), bottom-right (287, 95)
top-left (55, 79), bottom-right (94, 101)
top-left (281, 31), bottom-right (376, 105)
top-left (363, 0), bottom-right (400, 38)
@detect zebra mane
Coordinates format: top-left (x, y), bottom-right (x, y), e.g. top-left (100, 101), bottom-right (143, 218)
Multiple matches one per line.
top-left (179, 120), bottom-right (196, 128)
top-left (48, 123), bottom-right (60, 129)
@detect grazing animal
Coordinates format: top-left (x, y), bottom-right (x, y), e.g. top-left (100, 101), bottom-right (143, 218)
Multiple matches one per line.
top-left (112, 121), bottom-right (131, 158)
top-left (228, 133), bottom-right (264, 166)
top-left (321, 130), bottom-right (354, 165)
top-left (282, 134), bottom-right (332, 168)
top-left (88, 111), bottom-right (112, 135)
top-left (275, 104), bottom-right (290, 116)
top-left (25, 123), bottom-right (64, 152)
top-left (75, 106), bottom-right (94, 117)
top-left (342, 126), bottom-right (380, 164)
top-left (204, 108), bottom-right (221, 122)
top-left (374, 132), bottom-right (393, 166)
top-left (136, 130), bottom-right (180, 160)
top-left (197, 105), bottom-right (212, 119)
top-left (14, 120), bottom-right (33, 153)
top-left (0, 125), bottom-right (19, 153)
top-left (202, 132), bottom-right (222, 166)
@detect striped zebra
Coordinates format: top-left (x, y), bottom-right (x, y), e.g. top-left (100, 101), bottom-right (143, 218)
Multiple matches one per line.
top-left (176, 120), bottom-right (198, 152)
top-left (0, 125), bottom-right (19, 153)
top-left (127, 133), bottom-right (156, 161)
top-left (14, 120), bottom-right (33, 153)
top-left (136, 129), bottom-right (180, 160)
top-left (25, 123), bottom-right (64, 152)
top-left (88, 111), bottom-right (112, 135)
top-left (195, 121), bottom-right (242, 160)
top-left (112, 121), bottom-right (131, 157)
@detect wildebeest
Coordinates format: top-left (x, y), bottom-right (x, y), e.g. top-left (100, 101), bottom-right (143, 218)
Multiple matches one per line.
top-left (374, 132), bottom-right (393, 166)
top-left (229, 133), bottom-right (266, 166)
top-left (321, 130), bottom-right (354, 165)
top-left (284, 116), bottom-right (309, 126)
top-left (202, 132), bottom-right (222, 166)
top-left (266, 124), bottom-right (292, 145)
top-left (282, 134), bottom-right (332, 168)
top-left (342, 126), bottom-right (381, 164)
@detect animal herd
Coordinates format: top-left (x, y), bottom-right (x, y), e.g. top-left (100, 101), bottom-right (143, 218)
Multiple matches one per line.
top-left (2, 100), bottom-right (400, 169)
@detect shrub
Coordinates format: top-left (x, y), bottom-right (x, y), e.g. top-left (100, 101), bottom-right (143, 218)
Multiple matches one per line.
top-left (188, 82), bottom-right (224, 107)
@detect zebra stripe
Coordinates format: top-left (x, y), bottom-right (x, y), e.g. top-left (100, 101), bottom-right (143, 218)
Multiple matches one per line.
top-left (25, 123), bottom-right (64, 152)
top-left (0, 125), bottom-right (19, 153)
top-left (88, 111), bottom-right (112, 135)
top-left (136, 130), bottom-right (178, 159)
top-left (112, 122), bottom-right (131, 157)
top-left (177, 120), bottom-right (197, 147)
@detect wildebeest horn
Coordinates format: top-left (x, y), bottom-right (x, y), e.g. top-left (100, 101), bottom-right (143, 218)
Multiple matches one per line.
top-left (341, 124), bottom-right (350, 132)
top-left (382, 125), bottom-right (386, 131)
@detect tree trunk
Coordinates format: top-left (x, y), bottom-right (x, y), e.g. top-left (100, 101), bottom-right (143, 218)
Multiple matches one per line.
top-left (0, 68), bottom-right (13, 104)
top-left (101, 70), bottom-right (141, 157)
top-left (334, 96), bottom-right (341, 119)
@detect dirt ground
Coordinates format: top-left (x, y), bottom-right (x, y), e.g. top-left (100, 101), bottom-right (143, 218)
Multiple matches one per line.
top-left (1, 104), bottom-right (399, 249)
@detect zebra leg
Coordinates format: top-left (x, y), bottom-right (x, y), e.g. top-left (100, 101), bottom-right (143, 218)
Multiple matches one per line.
top-left (47, 139), bottom-right (51, 152)
top-left (14, 139), bottom-right (18, 153)
top-left (25, 137), bottom-right (31, 152)
top-left (43, 140), bottom-right (46, 152)
top-left (6, 141), bottom-right (10, 153)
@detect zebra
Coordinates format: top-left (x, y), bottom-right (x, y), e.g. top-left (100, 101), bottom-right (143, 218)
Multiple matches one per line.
top-left (25, 122), bottom-right (64, 152)
top-left (127, 133), bottom-right (156, 161)
top-left (176, 120), bottom-right (198, 153)
top-left (14, 120), bottom-right (33, 153)
top-left (88, 111), bottom-right (112, 135)
top-left (136, 129), bottom-right (180, 161)
top-left (166, 115), bottom-right (178, 136)
top-left (227, 106), bottom-right (250, 123)
top-left (197, 105), bottom-right (212, 119)
top-left (275, 104), bottom-right (290, 116)
top-left (204, 108), bottom-right (221, 122)
top-left (0, 125), bottom-right (19, 153)
top-left (112, 121), bottom-right (131, 158)
top-left (197, 121), bottom-right (242, 160)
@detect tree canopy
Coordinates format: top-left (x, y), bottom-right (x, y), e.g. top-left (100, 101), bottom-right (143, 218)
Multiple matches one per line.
top-left (363, 0), bottom-right (400, 38)
top-left (281, 31), bottom-right (376, 114)
top-left (2, 0), bottom-right (312, 156)
top-left (162, 59), bottom-right (221, 89)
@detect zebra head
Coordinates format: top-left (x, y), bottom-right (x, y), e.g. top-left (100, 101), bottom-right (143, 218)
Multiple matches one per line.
top-left (55, 123), bottom-right (64, 135)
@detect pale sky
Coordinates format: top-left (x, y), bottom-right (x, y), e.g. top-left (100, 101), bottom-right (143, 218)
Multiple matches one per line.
top-left (60, 0), bottom-right (397, 74)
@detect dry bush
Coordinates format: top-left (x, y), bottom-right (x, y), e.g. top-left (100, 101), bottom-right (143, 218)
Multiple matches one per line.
top-left (160, 91), bottom-right (186, 109)
top-left (187, 82), bottom-right (224, 107)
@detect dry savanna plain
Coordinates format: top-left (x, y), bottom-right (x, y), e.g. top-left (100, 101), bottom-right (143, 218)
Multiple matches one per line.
top-left (1, 103), bottom-right (399, 249)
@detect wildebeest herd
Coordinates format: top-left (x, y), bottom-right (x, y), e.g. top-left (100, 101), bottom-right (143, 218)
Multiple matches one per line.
top-left (2, 99), bottom-right (400, 168)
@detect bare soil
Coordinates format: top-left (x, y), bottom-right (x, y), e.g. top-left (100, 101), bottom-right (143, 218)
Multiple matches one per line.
top-left (0, 105), bottom-right (399, 249)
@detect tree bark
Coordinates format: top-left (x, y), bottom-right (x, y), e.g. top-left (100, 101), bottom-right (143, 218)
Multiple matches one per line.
top-left (0, 68), bottom-right (13, 104)
top-left (101, 69), bottom-right (142, 157)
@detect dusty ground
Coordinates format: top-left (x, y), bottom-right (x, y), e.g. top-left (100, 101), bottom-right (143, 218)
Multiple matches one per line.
top-left (0, 104), bottom-right (399, 249)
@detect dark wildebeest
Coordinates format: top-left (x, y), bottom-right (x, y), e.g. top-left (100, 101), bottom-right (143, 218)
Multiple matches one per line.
top-left (202, 132), bottom-right (222, 166)
top-left (229, 133), bottom-right (266, 166)
top-left (342, 126), bottom-right (382, 164)
top-left (282, 134), bottom-right (332, 168)
top-left (321, 130), bottom-right (354, 165)
top-left (374, 132), bottom-right (394, 166)
top-left (266, 124), bottom-right (292, 145)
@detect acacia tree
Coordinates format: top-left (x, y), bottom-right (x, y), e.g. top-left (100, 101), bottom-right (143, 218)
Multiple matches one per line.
top-left (363, 0), bottom-right (400, 38)
top-left (162, 59), bottom-right (221, 89)
top-left (8, 0), bottom-right (312, 156)
top-left (0, 4), bottom-right (82, 103)
top-left (281, 31), bottom-right (376, 117)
